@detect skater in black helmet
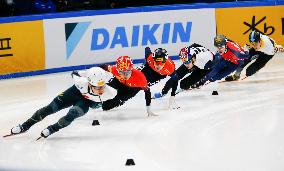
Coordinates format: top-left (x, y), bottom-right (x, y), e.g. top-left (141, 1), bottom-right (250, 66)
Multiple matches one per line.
top-left (225, 30), bottom-right (283, 81)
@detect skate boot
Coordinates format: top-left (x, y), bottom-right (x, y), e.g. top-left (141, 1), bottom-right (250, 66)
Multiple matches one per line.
top-left (40, 128), bottom-right (51, 138)
top-left (225, 74), bottom-right (240, 81)
top-left (3, 124), bottom-right (28, 137)
top-left (39, 126), bottom-right (56, 139)
top-left (36, 126), bottom-right (56, 140)
top-left (11, 124), bottom-right (27, 135)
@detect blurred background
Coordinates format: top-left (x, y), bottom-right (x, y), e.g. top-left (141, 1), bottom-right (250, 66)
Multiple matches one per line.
top-left (0, 0), bottom-right (280, 17)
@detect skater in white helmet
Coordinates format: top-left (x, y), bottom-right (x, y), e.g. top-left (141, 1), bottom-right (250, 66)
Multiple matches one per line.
top-left (6, 67), bottom-right (117, 139)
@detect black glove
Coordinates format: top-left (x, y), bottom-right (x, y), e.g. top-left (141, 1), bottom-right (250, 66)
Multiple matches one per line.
top-left (71, 70), bottom-right (79, 78)
top-left (191, 82), bottom-right (202, 89)
top-left (191, 78), bottom-right (206, 89)
top-left (99, 64), bottom-right (110, 71)
top-left (102, 98), bottom-right (124, 111)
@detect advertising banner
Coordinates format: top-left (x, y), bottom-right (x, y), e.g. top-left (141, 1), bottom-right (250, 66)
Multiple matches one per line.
top-left (0, 20), bottom-right (45, 75)
top-left (44, 9), bottom-right (216, 69)
top-left (216, 6), bottom-right (284, 47)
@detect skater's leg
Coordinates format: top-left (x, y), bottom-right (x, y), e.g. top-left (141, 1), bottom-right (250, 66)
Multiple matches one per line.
top-left (180, 68), bottom-right (208, 90)
top-left (246, 54), bottom-right (273, 77)
top-left (21, 86), bottom-right (83, 131)
top-left (43, 100), bottom-right (91, 137)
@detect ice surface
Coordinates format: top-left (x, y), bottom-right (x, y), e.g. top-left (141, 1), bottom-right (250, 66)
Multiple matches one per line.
top-left (1, 53), bottom-right (284, 171)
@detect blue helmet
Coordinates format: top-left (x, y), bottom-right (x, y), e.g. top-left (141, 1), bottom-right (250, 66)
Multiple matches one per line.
top-left (249, 30), bottom-right (261, 43)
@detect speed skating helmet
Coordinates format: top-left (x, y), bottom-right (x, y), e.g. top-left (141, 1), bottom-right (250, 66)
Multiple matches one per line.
top-left (179, 47), bottom-right (193, 64)
top-left (86, 67), bottom-right (107, 87)
top-left (152, 48), bottom-right (168, 63)
top-left (249, 30), bottom-right (261, 43)
top-left (116, 56), bottom-right (134, 72)
top-left (214, 34), bottom-right (227, 47)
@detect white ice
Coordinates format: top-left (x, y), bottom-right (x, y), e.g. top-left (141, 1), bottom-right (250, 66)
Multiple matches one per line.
top-left (1, 53), bottom-right (284, 171)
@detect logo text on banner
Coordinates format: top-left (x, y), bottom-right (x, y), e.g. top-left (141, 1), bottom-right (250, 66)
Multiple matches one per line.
top-left (216, 6), bottom-right (284, 47)
top-left (90, 22), bottom-right (192, 51)
top-left (243, 16), bottom-right (275, 35)
top-left (0, 38), bottom-right (13, 57)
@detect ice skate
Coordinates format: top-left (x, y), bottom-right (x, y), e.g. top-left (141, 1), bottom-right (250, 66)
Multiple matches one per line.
top-left (3, 124), bottom-right (27, 138)
top-left (225, 74), bottom-right (240, 81)
top-left (36, 127), bottom-right (52, 140)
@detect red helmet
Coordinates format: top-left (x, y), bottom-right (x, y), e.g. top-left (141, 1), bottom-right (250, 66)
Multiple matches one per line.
top-left (116, 56), bottom-right (133, 72)
top-left (179, 47), bottom-right (193, 64)
top-left (179, 47), bottom-right (188, 61)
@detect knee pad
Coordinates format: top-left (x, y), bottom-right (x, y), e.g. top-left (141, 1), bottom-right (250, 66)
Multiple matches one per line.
top-left (65, 106), bottom-right (85, 122)
top-left (49, 101), bottom-right (59, 113)
top-left (32, 101), bottom-right (59, 121)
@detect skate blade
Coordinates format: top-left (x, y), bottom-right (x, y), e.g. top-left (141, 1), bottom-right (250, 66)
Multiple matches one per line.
top-left (219, 79), bottom-right (239, 83)
top-left (169, 106), bottom-right (181, 110)
top-left (3, 132), bottom-right (24, 138)
top-left (36, 136), bottom-right (43, 141)
top-left (3, 134), bottom-right (14, 138)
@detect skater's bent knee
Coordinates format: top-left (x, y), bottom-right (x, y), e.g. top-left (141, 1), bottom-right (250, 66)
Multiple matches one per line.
top-left (66, 106), bottom-right (85, 122)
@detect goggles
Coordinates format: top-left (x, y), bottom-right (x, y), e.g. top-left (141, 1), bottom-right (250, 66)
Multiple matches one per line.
top-left (183, 58), bottom-right (194, 65)
top-left (183, 60), bottom-right (191, 65)
top-left (118, 69), bottom-right (132, 76)
top-left (154, 61), bottom-right (166, 66)
top-left (250, 42), bottom-right (259, 46)
top-left (216, 45), bottom-right (226, 49)
top-left (90, 84), bottom-right (106, 91)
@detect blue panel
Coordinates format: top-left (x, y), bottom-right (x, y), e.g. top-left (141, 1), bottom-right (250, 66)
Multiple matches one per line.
top-left (0, 55), bottom-right (180, 79)
top-left (0, 1), bottom-right (281, 79)
top-left (0, 1), bottom-right (281, 24)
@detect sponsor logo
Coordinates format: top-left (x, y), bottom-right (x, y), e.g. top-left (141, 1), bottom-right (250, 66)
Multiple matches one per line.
top-left (65, 22), bottom-right (91, 60)
top-left (65, 21), bottom-right (192, 59)
top-left (0, 38), bottom-right (13, 58)
top-left (243, 16), bottom-right (274, 35)
top-left (91, 22), bottom-right (192, 51)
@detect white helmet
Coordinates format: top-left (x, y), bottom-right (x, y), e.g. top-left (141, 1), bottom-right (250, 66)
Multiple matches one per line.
top-left (86, 67), bottom-right (107, 87)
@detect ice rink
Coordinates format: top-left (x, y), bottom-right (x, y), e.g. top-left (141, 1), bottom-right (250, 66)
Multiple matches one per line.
top-left (1, 53), bottom-right (284, 171)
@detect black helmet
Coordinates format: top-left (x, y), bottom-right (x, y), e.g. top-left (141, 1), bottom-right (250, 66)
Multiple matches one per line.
top-left (249, 30), bottom-right (261, 43)
top-left (152, 48), bottom-right (168, 63)
top-left (214, 34), bottom-right (227, 47)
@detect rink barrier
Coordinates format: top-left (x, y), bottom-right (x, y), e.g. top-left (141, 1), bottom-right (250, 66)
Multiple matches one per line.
top-left (0, 56), bottom-right (179, 79)
top-left (0, 1), bottom-right (283, 79)
top-left (0, 1), bottom-right (282, 24)
top-left (42, 8), bottom-right (215, 70)
top-left (216, 5), bottom-right (284, 47)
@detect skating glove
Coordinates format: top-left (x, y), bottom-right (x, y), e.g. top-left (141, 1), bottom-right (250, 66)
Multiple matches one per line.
top-left (191, 80), bottom-right (204, 89)
top-left (168, 96), bottom-right (180, 110)
top-left (146, 106), bottom-right (158, 117)
top-left (99, 64), bottom-right (110, 72)
top-left (152, 92), bottom-right (163, 99)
